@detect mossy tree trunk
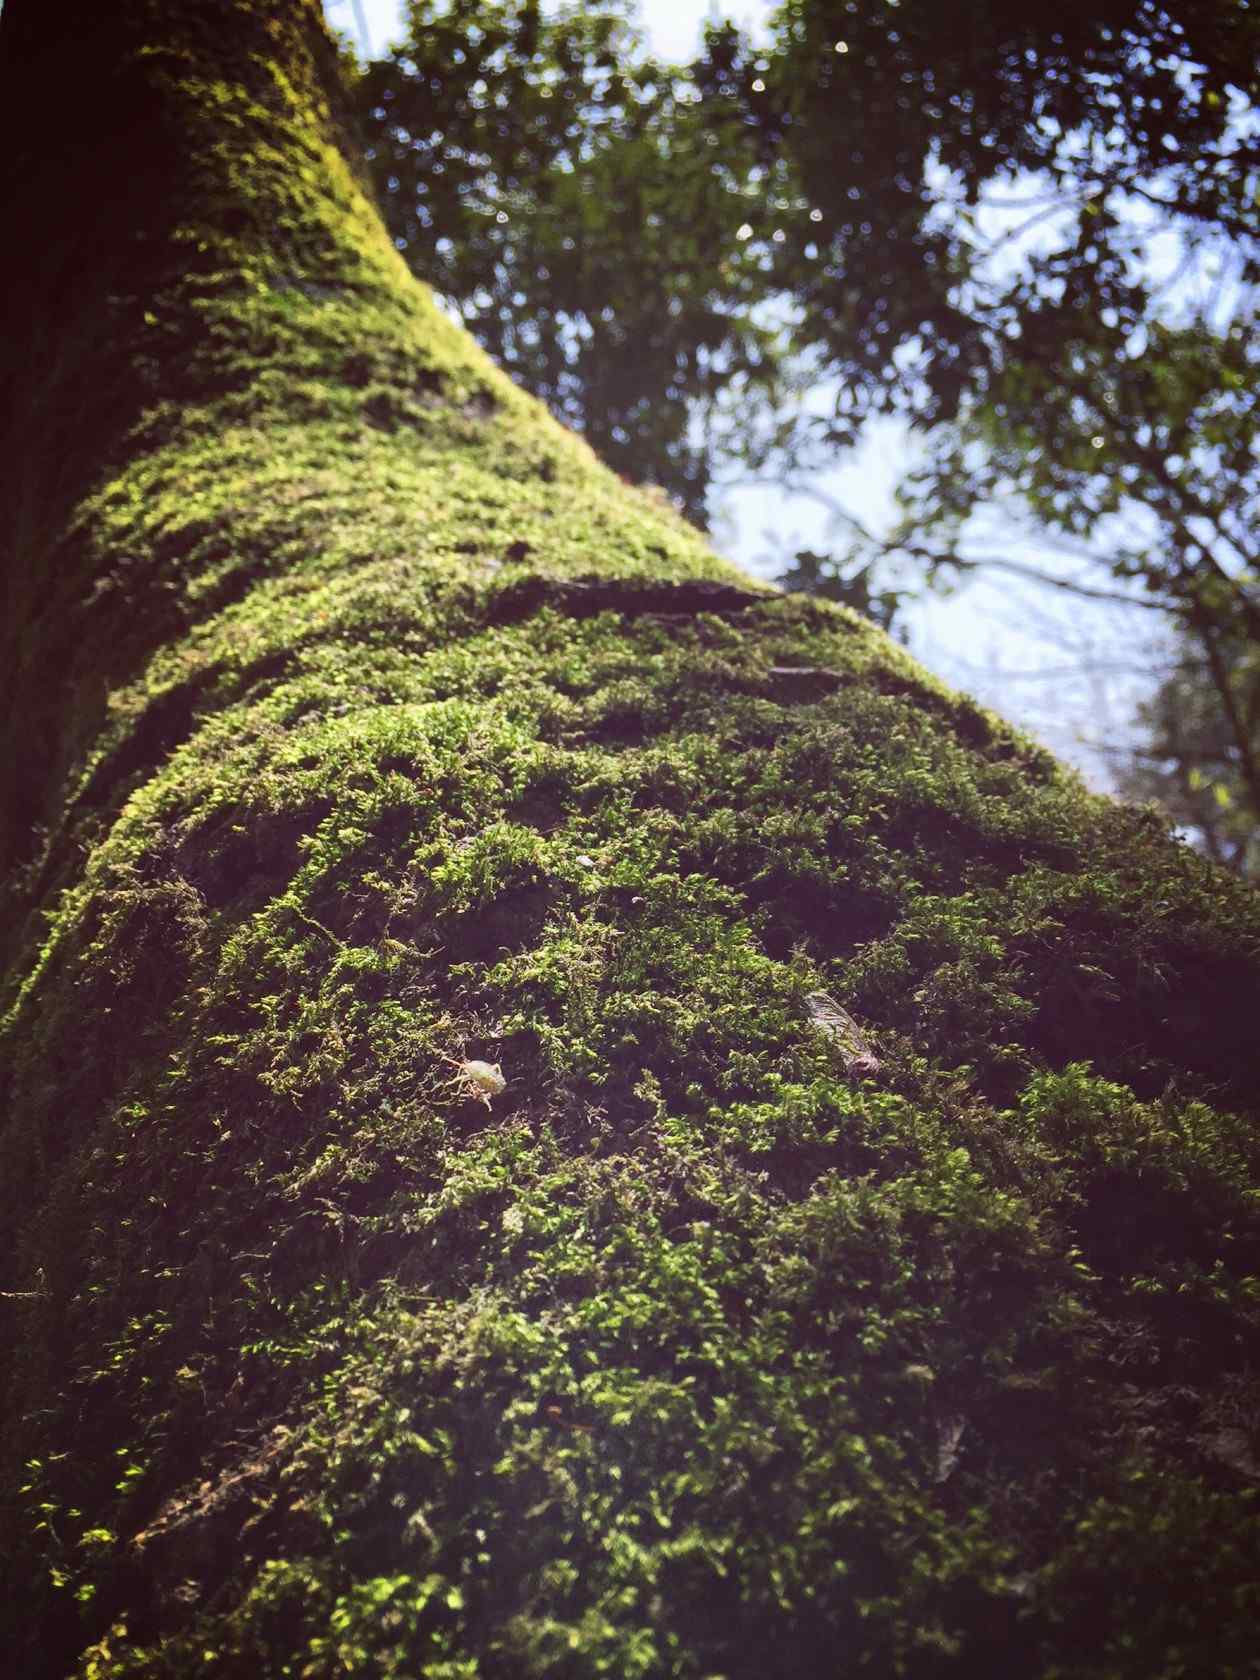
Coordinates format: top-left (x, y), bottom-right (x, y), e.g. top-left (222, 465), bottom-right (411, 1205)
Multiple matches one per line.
top-left (2, 3), bottom-right (1259, 1675)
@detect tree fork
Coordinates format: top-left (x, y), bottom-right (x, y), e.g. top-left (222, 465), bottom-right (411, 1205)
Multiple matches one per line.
top-left (2, 3), bottom-right (1259, 1675)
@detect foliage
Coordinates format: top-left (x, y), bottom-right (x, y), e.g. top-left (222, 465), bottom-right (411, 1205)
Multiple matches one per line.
top-left (355, 0), bottom-right (1260, 454)
top-left (355, 0), bottom-right (790, 524)
top-left (1118, 628), bottom-right (1260, 876)
top-left (773, 547), bottom-right (908, 638)
top-left (713, 0), bottom-right (1259, 426)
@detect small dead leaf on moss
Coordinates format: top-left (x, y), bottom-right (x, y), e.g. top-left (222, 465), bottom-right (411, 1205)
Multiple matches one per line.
top-left (1201, 1427), bottom-right (1260, 1481)
top-left (934, 1415), bottom-right (966, 1483)
top-left (807, 991), bottom-right (882, 1077)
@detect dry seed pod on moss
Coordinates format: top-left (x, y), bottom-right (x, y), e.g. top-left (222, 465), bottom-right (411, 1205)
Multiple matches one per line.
top-left (807, 992), bottom-right (882, 1077)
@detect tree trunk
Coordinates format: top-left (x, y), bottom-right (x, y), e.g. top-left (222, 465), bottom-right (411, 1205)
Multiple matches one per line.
top-left (2, 4), bottom-right (1258, 1675)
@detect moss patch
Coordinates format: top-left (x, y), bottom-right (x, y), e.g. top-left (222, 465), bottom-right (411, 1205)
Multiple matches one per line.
top-left (2, 3), bottom-right (1259, 1676)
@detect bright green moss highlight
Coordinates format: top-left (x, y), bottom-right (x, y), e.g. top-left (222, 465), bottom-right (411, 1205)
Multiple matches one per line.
top-left (2, 3), bottom-right (1259, 1677)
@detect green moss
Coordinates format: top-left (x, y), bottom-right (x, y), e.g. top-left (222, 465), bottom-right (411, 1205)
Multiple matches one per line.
top-left (2, 2), bottom-right (1259, 1676)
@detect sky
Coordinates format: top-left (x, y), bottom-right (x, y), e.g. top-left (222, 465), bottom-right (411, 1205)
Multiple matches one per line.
top-left (330, 0), bottom-right (771, 62)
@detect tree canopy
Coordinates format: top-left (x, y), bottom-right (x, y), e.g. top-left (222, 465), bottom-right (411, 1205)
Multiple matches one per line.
top-left (357, 0), bottom-right (786, 522)
top-left (361, 0), bottom-right (1258, 450)
top-left (720, 0), bottom-right (1257, 419)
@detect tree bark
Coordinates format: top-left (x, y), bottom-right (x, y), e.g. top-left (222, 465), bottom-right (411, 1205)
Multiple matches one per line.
top-left (2, 4), bottom-right (1259, 1675)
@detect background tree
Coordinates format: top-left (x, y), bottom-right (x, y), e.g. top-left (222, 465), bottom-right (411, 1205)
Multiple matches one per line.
top-left (356, 0), bottom-right (795, 522)
top-left (3, 2), bottom-right (1260, 1676)
top-left (1116, 628), bottom-right (1260, 875)
top-left (717, 0), bottom-right (1257, 426)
